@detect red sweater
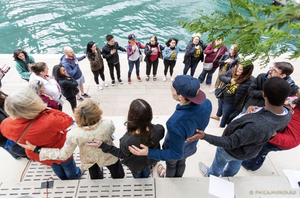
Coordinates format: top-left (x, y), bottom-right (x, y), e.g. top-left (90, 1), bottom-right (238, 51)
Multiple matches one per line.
top-left (0, 109), bottom-right (73, 166)
top-left (204, 43), bottom-right (227, 68)
top-left (269, 107), bottom-right (300, 149)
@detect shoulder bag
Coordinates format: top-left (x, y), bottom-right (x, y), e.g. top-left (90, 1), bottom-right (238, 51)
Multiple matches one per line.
top-left (214, 84), bottom-right (228, 99)
top-left (203, 48), bottom-right (221, 71)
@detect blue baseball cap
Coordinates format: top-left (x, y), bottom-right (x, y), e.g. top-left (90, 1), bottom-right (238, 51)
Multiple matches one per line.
top-left (173, 75), bottom-right (206, 104)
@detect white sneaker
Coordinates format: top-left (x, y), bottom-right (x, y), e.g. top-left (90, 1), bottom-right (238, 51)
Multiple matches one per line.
top-left (198, 162), bottom-right (209, 177)
top-left (163, 76), bottom-right (167, 82)
top-left (209, 88), bottom-right (215, 93)
top-left (170, 76), bottom-right (174, 82)
top-left (103, 81), bottom-right (108, 87)
top-left (97, 84), bottom-right (103, 90)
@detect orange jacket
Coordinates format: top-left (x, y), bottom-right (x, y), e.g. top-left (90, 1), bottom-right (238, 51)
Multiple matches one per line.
top-left (0, 109), bottom-right (73, 166)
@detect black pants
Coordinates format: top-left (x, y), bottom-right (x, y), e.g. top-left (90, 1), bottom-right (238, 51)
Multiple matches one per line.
top-left (166, 157), bottom-right (187, 177)
top-left (146, 59), bottom-right (159, 76)
top-left (91, 67), bottom-right (105, 84)
top-left (66, 97), bottom-right (77, 112)
top-left (4, 144), bottom-right (28, 159)
top-left (88, 159), bottom-right (125, 179)
top-left (163, 59), bottom-right (176, 76)
top-left (108, 62), bottom-right (121, 80)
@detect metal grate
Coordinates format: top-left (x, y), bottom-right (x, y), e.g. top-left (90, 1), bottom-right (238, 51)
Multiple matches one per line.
top-left (22, 150), bottom-right (133, 182)
top-left (0, 180), bottom-right (78, 198)
top-left (76, 178), bottom-right (155, 198)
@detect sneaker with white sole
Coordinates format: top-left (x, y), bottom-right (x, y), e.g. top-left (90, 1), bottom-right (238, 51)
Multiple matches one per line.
top-left (81, 93), bottom-right (91, 98)
top-left (163, 76), bottom-right (167, 82)
top-left (118, 78), bottom-right (123, 84)
top-left (170, 76), bottom-right (174, 82)
top-left (97, 84), bottom-right (103, 90)
top-left (198, 162), bottom-right (209, 177)
top-left (112, 80), bottom-right (115, 86)
top-left (77, 97), bottom-right (84, 102)
top-left (103, 81), bottom-right (108, 87)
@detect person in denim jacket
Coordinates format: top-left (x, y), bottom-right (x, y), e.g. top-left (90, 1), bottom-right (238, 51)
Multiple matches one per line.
top-left (162, 38), bottom-right (185, 82)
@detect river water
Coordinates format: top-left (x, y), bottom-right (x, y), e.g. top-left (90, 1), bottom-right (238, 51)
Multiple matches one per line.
top-left (0, 0), bottom-right (271, 54)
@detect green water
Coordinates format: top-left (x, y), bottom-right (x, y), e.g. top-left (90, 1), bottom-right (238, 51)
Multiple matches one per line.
top-left (0, 0), bottom-right (272, 54)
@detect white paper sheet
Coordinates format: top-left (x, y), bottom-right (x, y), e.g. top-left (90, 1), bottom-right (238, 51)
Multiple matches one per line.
top-left (209, 175), bottom-right (234, 198)
top-left (283, 169), bottom-right (300, 189)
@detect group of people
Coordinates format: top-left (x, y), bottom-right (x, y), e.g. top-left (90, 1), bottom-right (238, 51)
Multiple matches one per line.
top-left (13, 33), bottom-right (230, 89)
top-left (0, 33), bottom-right (299, 181)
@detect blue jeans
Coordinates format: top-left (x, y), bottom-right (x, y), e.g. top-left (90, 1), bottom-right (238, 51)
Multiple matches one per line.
top-left (51, 157), bottom-right (81, 180)
top-left (128, 59), bottom-right (140, 78)
top-left (198, 67), bottom-right (218, 85)
top-left (132, 166), bottom-right (151, 178)
top-left (217, 99), bottom-right (235, 128)
top-left (183, 62), bottom-right (199, 77)
top-left (242, 142), bottom-right (283, 171)
top-left (208, 147), bottom-right (242, 177)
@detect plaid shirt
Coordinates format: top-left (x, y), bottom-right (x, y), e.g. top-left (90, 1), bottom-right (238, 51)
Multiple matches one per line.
top-left (126, 41), bottom-right (145, 58)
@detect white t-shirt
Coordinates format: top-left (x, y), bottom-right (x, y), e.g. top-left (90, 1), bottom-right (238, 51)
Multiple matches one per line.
top-left (128, 46), bottom-right (140, 61)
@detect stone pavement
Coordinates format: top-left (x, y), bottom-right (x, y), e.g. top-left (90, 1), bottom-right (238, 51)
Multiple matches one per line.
top-left (0, 53), bottom-right (299, 197)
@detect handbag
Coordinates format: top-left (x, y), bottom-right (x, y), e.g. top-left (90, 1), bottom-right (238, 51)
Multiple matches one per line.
top-left (203, 47), bottom-right (221, 71)
top-left (214, 84), bottom-right (228, 99)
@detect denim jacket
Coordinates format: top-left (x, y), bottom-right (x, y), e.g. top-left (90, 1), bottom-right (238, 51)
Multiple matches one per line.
top-left (163, 46), bottom-right (185, 61)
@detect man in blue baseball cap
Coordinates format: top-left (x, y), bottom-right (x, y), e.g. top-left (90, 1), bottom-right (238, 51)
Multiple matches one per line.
top-left (129, 75), bottom-right (212, 177)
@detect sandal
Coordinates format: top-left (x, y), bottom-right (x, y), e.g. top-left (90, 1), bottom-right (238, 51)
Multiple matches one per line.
top-left (157, 164), bottom-right (166, 178)
top-left (210, 115), bottom-right (220, 121)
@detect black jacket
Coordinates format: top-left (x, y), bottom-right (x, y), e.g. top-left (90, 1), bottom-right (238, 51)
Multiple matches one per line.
top-left (58, 77), bottom-right (79, 99)
top-left (218, 52), bottom-right (240, 71)
top-left (102, 42), bottom-right (126, 64)
top-left (144, 42), bottom-right (164, 62)
top-left (183, 40), bottom-right (207, 66)
top-left (219, 68), bottom-right (254, 113)
top-left (244, 72), bottom-right (299, 109)
top-left (99, 124), bottom-right (165, 173)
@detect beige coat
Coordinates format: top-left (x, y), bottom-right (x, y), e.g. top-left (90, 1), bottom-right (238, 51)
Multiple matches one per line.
top-left (39, 119), bottom-right (118, 169)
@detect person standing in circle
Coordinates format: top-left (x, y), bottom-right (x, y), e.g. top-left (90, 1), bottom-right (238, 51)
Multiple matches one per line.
top-left (13, 49), bottom-right (35, 81)
top-left (144, 36), bottom-right (164, 81)
top-left (102, 34), bottom-right (126, 86)
top-left (86, 41), bottom-right (108, 90)
top-left (126, 34), bottom-right (145, 84)
top-left (183, 33), bottom-right (207, 77)
top-left (162, 38), bottom-right (185, 82)
top-left (198, 38), bottom-right (227, 87)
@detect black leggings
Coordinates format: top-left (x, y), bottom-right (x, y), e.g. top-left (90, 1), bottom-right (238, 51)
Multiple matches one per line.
top-left (163, 59), bottom-right (176, 76)
top-left (91, 67), bottom-right (105, 84)
top-left (66, 97), bottom-right (77, 112)
top-left (88, 159), bottom-right (125, 179)
top-left (146, 59), bottom-right (159, 76)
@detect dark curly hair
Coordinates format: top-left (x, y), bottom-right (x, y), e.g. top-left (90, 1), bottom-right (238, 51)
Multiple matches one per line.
top-left (165, 38), bottom-right (178, 47)
top-left (13, 49), bottom-right (28, 61)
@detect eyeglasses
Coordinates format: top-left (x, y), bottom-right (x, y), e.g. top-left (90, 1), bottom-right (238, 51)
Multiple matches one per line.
top-left (269, 67), bottom-right (281, 74)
